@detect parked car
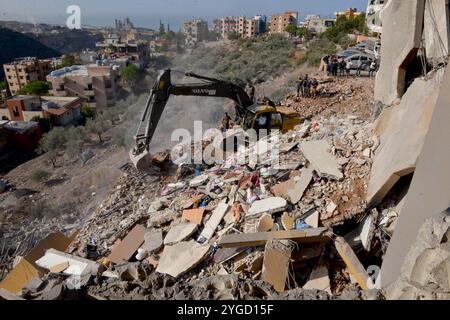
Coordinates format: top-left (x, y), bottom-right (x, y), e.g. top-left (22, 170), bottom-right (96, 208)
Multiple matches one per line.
top-left (337, 49), bottom-right (362, 59)
top-left (344, 53), bottom-right (375, 70)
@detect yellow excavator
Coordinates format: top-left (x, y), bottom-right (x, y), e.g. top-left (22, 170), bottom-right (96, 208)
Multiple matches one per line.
top-left (130, 69), bottom-right (304, 170)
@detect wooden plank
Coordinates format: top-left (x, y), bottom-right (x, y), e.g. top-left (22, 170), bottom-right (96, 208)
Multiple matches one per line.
top-left (108, 225), bottom-right (146, 264)
top-left (218, 227), bottom-right (329, 248)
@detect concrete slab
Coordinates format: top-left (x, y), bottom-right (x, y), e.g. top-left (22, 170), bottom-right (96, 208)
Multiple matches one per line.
top-left (423, 0), bottom-right (450, 62)
top-left (189, 174), bottom-right (209, 187)
top-left (287, 168), bottom-right (314, 204)
top-left (198, 203), bottom-right (229, 242)
top-left (374, 0), bottom-right (426, 105)
top-left (262, 240), bottom-right (291, 292)
top-left (164, 223), bottom-right (198, 245)
top-left (35, 249), bottom-right (98, 276)
top-left (368, 70), bottom-right (444, 206)
top-left (303, 264), bottom-right (331, 294)
top-left (305, 211), bottom-right (320, 228)
top-left (248, 197), bottom-right (287, 217)
top-left (143, 229), bottom-right (163, 253)
top-left (156, 241), bottom-right (210, 278)
top-left (301, 140), bottom-right (343, 180)
top-left (182, 208), bottom-right (206, 225)
top-left (380, 65), bottom-right (450, 287)
top-left (107, 224), bottom-right (146, 264)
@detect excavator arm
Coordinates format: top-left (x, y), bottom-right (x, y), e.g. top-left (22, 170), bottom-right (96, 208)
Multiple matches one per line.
top-left (131, 69), bottom-right (253, 171)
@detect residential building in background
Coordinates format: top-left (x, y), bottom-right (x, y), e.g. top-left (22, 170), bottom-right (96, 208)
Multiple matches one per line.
top-left (47, 65), bottom-right (118, 110)
top-left (335, 8), bottom-right (363, 19)
top-left (95, 34), bottom-right (150, 69)
top-left (269, 11), bottom-right (299, 34)
top-left (182, 19), bottom-right (209, 46)
top-left (305, 15), bottom-right (336, 35)
top-left (214, 15), bottom-right (267, 39)
top-left (4, 95), bottom-right (82, 126)
top-left (3, 57), bottom-right (56, 95)
top-left (366, 0), bottom-right (388, 34)
top-left (114, 17), bottom-right (134, 32)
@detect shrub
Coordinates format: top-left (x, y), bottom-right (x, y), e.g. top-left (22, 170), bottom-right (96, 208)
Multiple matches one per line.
top-left (31, 169), bottom-right (50, 182)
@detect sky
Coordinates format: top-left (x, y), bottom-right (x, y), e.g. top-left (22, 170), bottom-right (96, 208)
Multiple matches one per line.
top-left (0, 0), bottom-right (368, 30)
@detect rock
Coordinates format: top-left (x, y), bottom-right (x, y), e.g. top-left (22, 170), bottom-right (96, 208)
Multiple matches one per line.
top-left (303, 264), bottom-right (331, 294)
top-left (189, 174), bottom-right (210, 187)
top-left (257, 214), bottom-right (275, 232)
top-left (301, 140), bottom-right (344, 180)
top-left (143, 229), bottom-right (163, 253)
top-left (79, 150), bottom-right (94, 163)
top-left (164, 223), bottom-right (198, 245)
top-left (326, 201), bottom-right (338, 214)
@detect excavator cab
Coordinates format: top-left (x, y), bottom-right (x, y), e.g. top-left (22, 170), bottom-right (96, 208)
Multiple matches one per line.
top-left (130, 69), bottom-right (304, 171)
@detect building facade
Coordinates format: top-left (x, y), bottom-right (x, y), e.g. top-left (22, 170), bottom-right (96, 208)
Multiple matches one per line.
top-left (335, 8), bottom-right (363, 19)
top-left (214, 15), bottom-right (267, 39)
top-left (305, 15), bottom-right (336, 35)
top-left (269, 11), bottom-right (299, 34)
top-left (182, 19), bottom-right (209, 46)
top-left (366, 0), bottom-right (388, 34)
top-left (4, 95), bottom-right (82, 126)
top-left (3, 57), bottom-right (55, 95)
top-left (47, 65), bottom-right (118, 110)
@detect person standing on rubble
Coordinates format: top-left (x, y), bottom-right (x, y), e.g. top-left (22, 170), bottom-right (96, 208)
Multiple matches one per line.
top-left (220, 112), bottom-right (233, 131)
top-left (311, 78), bottom-right (319, 99)
top-left (339, 58), bottom-right (346, 77)
top-left (297, 75), bottom-right (305, 97)
top-left (302, 74), bottom-right (311, 98)
top-left (332, 56), bottom-right (339, 77)
top-left (246, 82), bottom-right (256, 103)
top-left (369, 60), bottom-right (377, 77)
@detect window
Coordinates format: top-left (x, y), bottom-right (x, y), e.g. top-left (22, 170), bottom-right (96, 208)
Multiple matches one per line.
top-left (87, 84), bottom-right (93, 90)
top-left (270, 113), bottom-right (283, 128)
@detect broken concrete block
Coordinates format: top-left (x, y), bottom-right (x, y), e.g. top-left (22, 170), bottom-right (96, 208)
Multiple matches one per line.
top-left (189, 174), bottom-right (209, 187)
top-left (423, 0), bottom-right (450, 62)
top-left (198, 203), bottom-right (229, 242)
top-left (0, 288), bottom-right (25, 300)
top-left (22, 277), bottom-right (45, 294)
top-left (143, 229), bottom-right (163, 253)
top-left (164, 223), bottom-right (198, 245)
top-left (305, 211), bottom-right (320, 229)
top-left (326, 202), bottom-right (338, 214)
top-left (281, 213), bottom-right (295, 230)
top-left (262, 240), bottom-right (291, 292)
top-left (182, 208), bottom-right (206, 225)
top-left (156, 241), bottom-right (210, 278)
top-left (360, 211), bottom-right (377, 251)
top-left (287, 168), bottom-right (313, 204)
top-left (257, 214), bottom-right (274, 232)
top-left (368, 69), bottom-right (444, 206)
top-left (301, 140), bottom-right (343, 180)
top-left (303, 264), bottom-right (331, 294)
top-left (248, 197), bottom-right (287, 217)
top-left (334, 237), bottom-right (371, 290)
top-left (374, 0), bottom-right (426, 105)
top-left (108, 225), bottom-right (147, 264)
top-left (36, 249), bottom-right (99, 276)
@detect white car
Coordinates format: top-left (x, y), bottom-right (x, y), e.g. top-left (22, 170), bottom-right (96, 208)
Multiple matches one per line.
top-left (345, 54), bottom-right (375, 70)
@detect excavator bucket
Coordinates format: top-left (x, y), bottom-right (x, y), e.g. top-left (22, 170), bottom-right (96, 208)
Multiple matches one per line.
top-left (129, 149), bottom-right (154, 172)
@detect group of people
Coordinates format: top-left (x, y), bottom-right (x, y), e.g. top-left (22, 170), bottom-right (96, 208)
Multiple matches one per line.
top-left (296, 74), bottom-right (319, 99)
top-left (321, 54), bottom-right (378, 78)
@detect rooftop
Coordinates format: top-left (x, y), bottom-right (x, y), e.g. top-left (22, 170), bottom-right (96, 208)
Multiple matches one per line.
top-left (3, 121), bottom-right (38, 133)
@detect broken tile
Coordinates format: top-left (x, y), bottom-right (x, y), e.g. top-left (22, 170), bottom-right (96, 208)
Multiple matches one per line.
top-left (301, 140), bottom-right (344, 180)
top-left (156, 241), bottom-right (210, 278)
top-left (108, 225), bottom-right (147, 264)
top-left (164, 223), bottom-right (198, 245)
top-left (248, 197), bottom-right (287, 217)
top-left (182, 208), bottom-right (206, 225)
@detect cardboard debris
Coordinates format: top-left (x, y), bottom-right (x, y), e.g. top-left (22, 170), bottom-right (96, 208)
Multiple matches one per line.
top-left (334, 237), bottom-right (371, 290)
top-left (164, 223), bottom-right (198, 245)
top-left (108, 224), bottom-right (146, 264)
top-left (182, 208), bottom-right (206, 225)
top-left (198, 203), bottom-right (229, 242)
top-left (301, 140), bottom-right (344, 180)
top-left (248, 197), bottom-right (287, 217)
top-left (0, 232), bottom-right (73, 295)
top-left (219, 228), bottom-right (329, 248)
top-left (156, 241), bottom-right (210, 278)
top-left (262, 240), bottom-right (292, 292)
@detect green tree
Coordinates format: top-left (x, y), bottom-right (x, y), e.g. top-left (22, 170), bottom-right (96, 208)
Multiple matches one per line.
top-left (0, 81), bottom-right (6, 90)
top-left (17, 81), bottom-right (50, 96)
top-left (297, 27), bottom-right (312, 41)
top-left (64, 127), bottom-right (86, 158)
top-left (59, 54), bottom-right (77, 68)
top-left (81, 105), bottom-right (96, 120)
top-left (228, 31), bottom-right (240, 40)
top-left (31, 116), bottom-right (52, 133)
top-left (38, 127), bottom-right (67, 167)
top-left (120, 64), bottom-right (140, 86)
top-left (285, 24), bottom-right (298, 38)
top-left (86, 115), bottom-right (109, 143)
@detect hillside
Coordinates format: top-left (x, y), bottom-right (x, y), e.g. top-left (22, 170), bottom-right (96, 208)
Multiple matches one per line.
top-left (0, 27), bottom-right (61, 80)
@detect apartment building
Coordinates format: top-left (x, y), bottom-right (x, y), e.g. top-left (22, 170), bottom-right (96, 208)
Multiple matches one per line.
top-left (335, 8), bottom-right (363, 19)
top-left (47, 65), bottom-right (118, 110)
top-left (3, 57), bottom-right (56, 95)
top-left (269, 11), bottom-right (299, 34)
top-left (305, 15), bottom-right (336, 35)
top-left (366, 0), bottom-right (388, 34)
top-left (4, 95), bottom-right (82, 127)
top-left (214, 15), bottom-right (267, 39)
top-left (96, 34), bottom-right (150, 70)
top-left (182, 19), bottom-right (209, 46)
